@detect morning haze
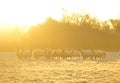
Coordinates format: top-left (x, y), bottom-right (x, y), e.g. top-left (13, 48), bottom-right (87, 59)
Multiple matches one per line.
top-left (0, 0), bottom-right (120, 83)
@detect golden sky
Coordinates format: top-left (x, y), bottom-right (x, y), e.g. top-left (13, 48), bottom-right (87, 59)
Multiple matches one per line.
top-left (0, 0), bottom-right (120, 28)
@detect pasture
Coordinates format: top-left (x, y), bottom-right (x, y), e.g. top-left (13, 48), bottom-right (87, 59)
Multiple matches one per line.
top-left (0, 51), bottom-right (120, 83)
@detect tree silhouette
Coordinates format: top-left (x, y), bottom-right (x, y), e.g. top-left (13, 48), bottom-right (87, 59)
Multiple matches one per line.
top-left (110, 19), bottom-right (120, 32)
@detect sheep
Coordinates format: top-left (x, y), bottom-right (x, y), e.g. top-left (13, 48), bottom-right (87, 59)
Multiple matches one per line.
top-left (55, 49), bottom-right (64, 60)
top-left (64, 49), bottom-right (74, 60)
top-left (17, 49), bottom-right (32, 60)
top-left (93, 50), bottom-right (106, 60)
top-left (80, 49), bottom-right (94, 60)
top-left (73, 50), bottom-right (81, 60)
top-left (33, 49), bottom-right (47, 60)
top-left (16, 49), bottom-right (24, 59)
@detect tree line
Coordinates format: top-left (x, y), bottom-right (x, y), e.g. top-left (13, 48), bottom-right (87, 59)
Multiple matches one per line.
top-left (23, 13), bottom-right (120, 50)
top-left (0, 12), bottom-right (120, 51)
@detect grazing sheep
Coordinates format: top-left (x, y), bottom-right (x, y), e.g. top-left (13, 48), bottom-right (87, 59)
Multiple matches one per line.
top-left (16, 49), bottom-right (24, 59)
top-left (55, 49), bottom-right (64, 60)
top-left (80, 49), bottom-right (93, 60)
top-left (33, 49), bottom-right (48, 60)
top-left (93, 50), bottom-right (106, 60)
top-left (64, 49), bottom-right (74, 60)
top-left (50, 50), bottom-right (57, 59)
top-left (17, 49), bottom-right (32, 60)
top-left (73, 50), bottom-right (81, 60)
top-left (16, 48), bottom-right (106, 61)
top-left (45, 49), bottom-right (52, 59)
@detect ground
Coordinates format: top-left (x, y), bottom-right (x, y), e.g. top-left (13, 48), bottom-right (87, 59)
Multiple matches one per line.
top-left (0, 52), bottom-right (120, 83)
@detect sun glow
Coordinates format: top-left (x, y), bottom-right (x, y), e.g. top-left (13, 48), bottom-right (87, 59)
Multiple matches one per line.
top-left (0, 0), bottom-right (49, 26)
top-left (0, 0), bottom-right (120, 30)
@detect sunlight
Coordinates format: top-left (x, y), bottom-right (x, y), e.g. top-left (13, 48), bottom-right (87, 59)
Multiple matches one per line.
top-left (84, 0), bottom-right (120, 20)
top-left (59, 0), bottom-right (120, 21)
top-left (0, 0), bottom-right (119, 31)
top-left (0, 0), bottom-right (48, 26)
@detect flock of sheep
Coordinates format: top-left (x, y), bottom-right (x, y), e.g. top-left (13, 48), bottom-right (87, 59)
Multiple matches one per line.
top-left (16, 49), bottom-right (106, 60)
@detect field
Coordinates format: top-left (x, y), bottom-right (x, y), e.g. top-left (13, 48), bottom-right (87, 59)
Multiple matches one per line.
top-left (0, 51), bottom-right (120, 83)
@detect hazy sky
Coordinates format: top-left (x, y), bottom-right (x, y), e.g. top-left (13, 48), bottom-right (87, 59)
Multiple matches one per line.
top-left (0, 0), bottom-right (120, 26)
